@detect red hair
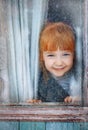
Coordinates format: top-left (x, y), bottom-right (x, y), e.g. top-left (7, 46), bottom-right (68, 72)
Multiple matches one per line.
top-left (39, 22), bottom-right (75, 74)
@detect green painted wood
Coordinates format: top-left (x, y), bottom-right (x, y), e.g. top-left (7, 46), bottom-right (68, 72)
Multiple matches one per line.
top-left (78, 122), bottom-right (88, 130)
top-left (20, 122), bottom-right (46, 130)
top-left (73, 122), bottom-right (87, 130)
top-left (67, 123), bottom-right (74, 130)
top-left (46, 122), bottom-right (69, 130)
top-left (0, 122), bottom-right (88, 130)
top-left (73, 122), bottom-right (88, 130)
top-left (46, 122), bottom-right (88, 130)
top-left (61, 122), bottom-right (68, 130)
top-left (73, 123), bottom-right (81, 130)
top-left (0, 122), bottom-right (19, 130)
top-left (46, 122), bottom-right (77, 130)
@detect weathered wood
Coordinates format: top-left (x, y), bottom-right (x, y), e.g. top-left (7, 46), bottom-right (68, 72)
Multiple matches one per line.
top-left (0, 122), bottom-right (87, 130)
top-left (20, 122), bottom-right (46, 130)
top-left (0, 122), bottom-right (19, 130)
top-left (46, 122), bottom-right (88, 130)
top-left (0, 104), bottom-right (87, 122)
top-left (46, 122), bottom-right (73, 130)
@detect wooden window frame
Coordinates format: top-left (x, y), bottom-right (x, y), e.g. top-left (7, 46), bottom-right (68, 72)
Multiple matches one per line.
top-left (0, 0), bottom-right (88, 122)
top-left (0, 105), bottom-right (87, 122)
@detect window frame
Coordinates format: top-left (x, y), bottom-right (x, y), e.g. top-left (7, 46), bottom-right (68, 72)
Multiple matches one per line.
top-left (0, 105), bottom-right (87, 122)
top-left (0, 0), bottom-right (88, 122)
top-left (82, 0), bottom-right (88, 106)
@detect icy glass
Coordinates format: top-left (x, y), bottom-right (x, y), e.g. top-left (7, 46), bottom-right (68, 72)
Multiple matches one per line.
top-left (0, 0), bottom-right (84, 105)
top-left (37, 0), bottom-right (83, 104)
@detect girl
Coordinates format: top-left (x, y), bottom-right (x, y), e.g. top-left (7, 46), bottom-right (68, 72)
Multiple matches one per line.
top-left (28, 22), bottom-right (81, 103)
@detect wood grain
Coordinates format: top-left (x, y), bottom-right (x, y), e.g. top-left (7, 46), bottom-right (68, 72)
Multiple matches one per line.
top-left (0, 104), bottom-right (87, 122)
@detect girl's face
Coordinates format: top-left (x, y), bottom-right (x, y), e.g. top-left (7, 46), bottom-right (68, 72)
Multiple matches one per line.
top-left (43, 47), bottom-right (74, 77)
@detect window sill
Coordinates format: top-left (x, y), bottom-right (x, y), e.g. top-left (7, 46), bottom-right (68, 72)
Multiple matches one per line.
top-left (0, 103), bottom-right (87, 122)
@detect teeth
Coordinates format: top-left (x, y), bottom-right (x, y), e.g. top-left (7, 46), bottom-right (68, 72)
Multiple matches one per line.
top-left (54, 67), bottom-right (65, 69)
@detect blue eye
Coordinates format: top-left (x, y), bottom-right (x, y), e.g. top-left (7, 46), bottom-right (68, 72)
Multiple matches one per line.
top-left (47, 54), bottom-right (55, 57)
top-left (63, 53), bottom-right (70, 56)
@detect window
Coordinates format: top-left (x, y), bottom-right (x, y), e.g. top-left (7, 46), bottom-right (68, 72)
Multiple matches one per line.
top-left (0, 0), bottom-right (87, 121)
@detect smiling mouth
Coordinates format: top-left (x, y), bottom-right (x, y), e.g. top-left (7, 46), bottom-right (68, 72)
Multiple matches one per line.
top-left (53, 67), bottom-right (66, 70)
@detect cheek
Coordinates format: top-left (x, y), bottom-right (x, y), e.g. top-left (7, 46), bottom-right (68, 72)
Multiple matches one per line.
top-left (43, 58), bottom-right (54, 69)
top-left (44, 59), bottom-right (51, 67)
top-left (66, 58), bottom-right (74, 67)
top-left (43, 57), bottom-right (49, 67)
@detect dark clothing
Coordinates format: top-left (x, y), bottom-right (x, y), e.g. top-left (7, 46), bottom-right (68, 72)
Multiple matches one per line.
top-left (37, 71), bottom-right (71, 102)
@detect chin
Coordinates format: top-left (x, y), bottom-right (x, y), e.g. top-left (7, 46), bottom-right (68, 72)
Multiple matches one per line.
top-left (54, 73), bottom-right (65, 77)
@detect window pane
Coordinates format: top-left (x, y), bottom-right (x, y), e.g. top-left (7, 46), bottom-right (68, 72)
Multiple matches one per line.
top-left (0, 0), bottom-right (85, 106)
top-left (37, 0), bottom-right (84, 105)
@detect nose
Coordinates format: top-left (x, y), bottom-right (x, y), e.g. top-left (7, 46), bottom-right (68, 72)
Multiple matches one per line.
top-left (54, 56), bottom-right (63, 66)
